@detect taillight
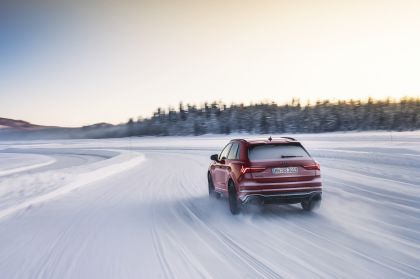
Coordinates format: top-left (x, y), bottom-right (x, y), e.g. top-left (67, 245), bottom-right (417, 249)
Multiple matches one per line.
top-left (303, 161), bottom-right (320, 170)
top-left (240, 165), bottom-right (266, 174)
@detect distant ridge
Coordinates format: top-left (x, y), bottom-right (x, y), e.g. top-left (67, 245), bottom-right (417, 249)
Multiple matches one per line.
top-left (0, 118), bottom-right (120, 140)
top-left (0, 118), bottom-right (115, 131)
top-left (0, 117), bottom-right (44, 130)
top-left (82, 122), bottom-right (114, 129)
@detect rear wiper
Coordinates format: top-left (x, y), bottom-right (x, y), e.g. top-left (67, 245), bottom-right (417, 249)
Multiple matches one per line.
top-left (281, 155), bottom-right (303, 158)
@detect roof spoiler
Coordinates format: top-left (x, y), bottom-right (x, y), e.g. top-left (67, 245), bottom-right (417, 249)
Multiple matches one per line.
top-left (280, 136), bottom-right (296, 141)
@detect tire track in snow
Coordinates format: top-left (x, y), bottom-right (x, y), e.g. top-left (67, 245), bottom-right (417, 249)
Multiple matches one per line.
top-left (176, 154), bottom-right (286, 278)
top-left (170, 156), bottom-right (284, 279)
top-left (146, 152), bottom-right (281, 278)
top-left (148, 155), bottom-right (217, 279)
top-left (273, 211), bottom-right (420, 279)
top-left (178, 198), bottom-right (283, 279)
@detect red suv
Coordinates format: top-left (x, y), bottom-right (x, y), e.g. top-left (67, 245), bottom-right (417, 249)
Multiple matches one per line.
top-left (208, 137), bottom-right (322, 214)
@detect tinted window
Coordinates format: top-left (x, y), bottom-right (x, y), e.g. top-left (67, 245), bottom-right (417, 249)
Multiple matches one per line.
top-left (227, 142), bottom-right (240, 160)
top-left (219, 143), bottom-right (232, 160)
top-left (248, 144), bottom-right (310, 161)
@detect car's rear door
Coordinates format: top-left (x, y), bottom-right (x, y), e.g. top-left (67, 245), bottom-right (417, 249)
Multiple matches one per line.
top-left (220, 142), bottom-right (240, 191)
top-left (213, 143), bottom-right (232, 191)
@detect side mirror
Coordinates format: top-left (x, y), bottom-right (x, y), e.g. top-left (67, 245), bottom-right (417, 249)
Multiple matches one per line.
top-left (210, 154), bottom-right (219, 161)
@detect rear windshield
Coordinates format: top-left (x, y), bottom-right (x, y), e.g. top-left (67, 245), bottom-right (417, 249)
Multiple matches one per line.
top-left (248, 144), bottom-right (310, 161)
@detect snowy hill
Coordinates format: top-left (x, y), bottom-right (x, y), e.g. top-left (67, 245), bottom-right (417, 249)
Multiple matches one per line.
top-left (0, 117), bottom-right (44, 130)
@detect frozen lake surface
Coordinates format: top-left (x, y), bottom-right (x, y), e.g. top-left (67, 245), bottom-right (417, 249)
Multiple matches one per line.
top-left (0, 131), bottom-right (419, 278)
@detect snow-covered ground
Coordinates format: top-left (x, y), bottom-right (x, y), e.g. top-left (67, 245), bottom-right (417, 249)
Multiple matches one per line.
top-left (0, 153), bottom-right (55, 177)
top-left (0, 132), bottom-right (419, 278)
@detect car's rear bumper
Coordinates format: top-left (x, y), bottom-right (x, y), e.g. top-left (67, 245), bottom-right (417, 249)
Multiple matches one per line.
top-left (240, 190), bottom-right (322, 204)
top-left (237, 177), bottom-right (322, 204)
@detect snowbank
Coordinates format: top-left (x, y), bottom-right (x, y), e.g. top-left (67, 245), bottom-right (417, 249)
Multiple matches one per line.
top-left (0, 149), bottom-right (145, 219)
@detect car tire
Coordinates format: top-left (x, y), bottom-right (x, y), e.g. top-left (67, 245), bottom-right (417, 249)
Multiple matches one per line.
top-left (208, 173), bottom-right (217, 198)
top-left (228, 181), bottom-right (240, 215)
top-left (301, 198), bottom-right (321, 211)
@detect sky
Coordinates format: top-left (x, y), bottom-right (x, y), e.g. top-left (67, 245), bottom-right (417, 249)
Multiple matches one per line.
top-left (1, 0), bottom-right (420, 127)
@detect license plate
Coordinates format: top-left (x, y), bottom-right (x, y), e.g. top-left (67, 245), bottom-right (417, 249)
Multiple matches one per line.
top-left (272, 167), bottom-right (298, 174)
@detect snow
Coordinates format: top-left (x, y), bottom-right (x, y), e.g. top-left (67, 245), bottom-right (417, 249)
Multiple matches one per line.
top-left (0, 131), bottom-right (419, 278)
top-left (0, 153), bottom-right (55, 176)
top-left (0, 150), bottom-right (144, 219)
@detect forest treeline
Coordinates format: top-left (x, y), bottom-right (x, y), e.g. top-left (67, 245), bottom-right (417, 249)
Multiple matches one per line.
top-left (86, 97), bottom-right (420, 138)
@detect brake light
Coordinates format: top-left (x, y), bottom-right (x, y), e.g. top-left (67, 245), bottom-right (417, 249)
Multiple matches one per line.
top-left (303, 162), bottom-right (320, 170)
top-left (240, 166), bottom-right (266, 174)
